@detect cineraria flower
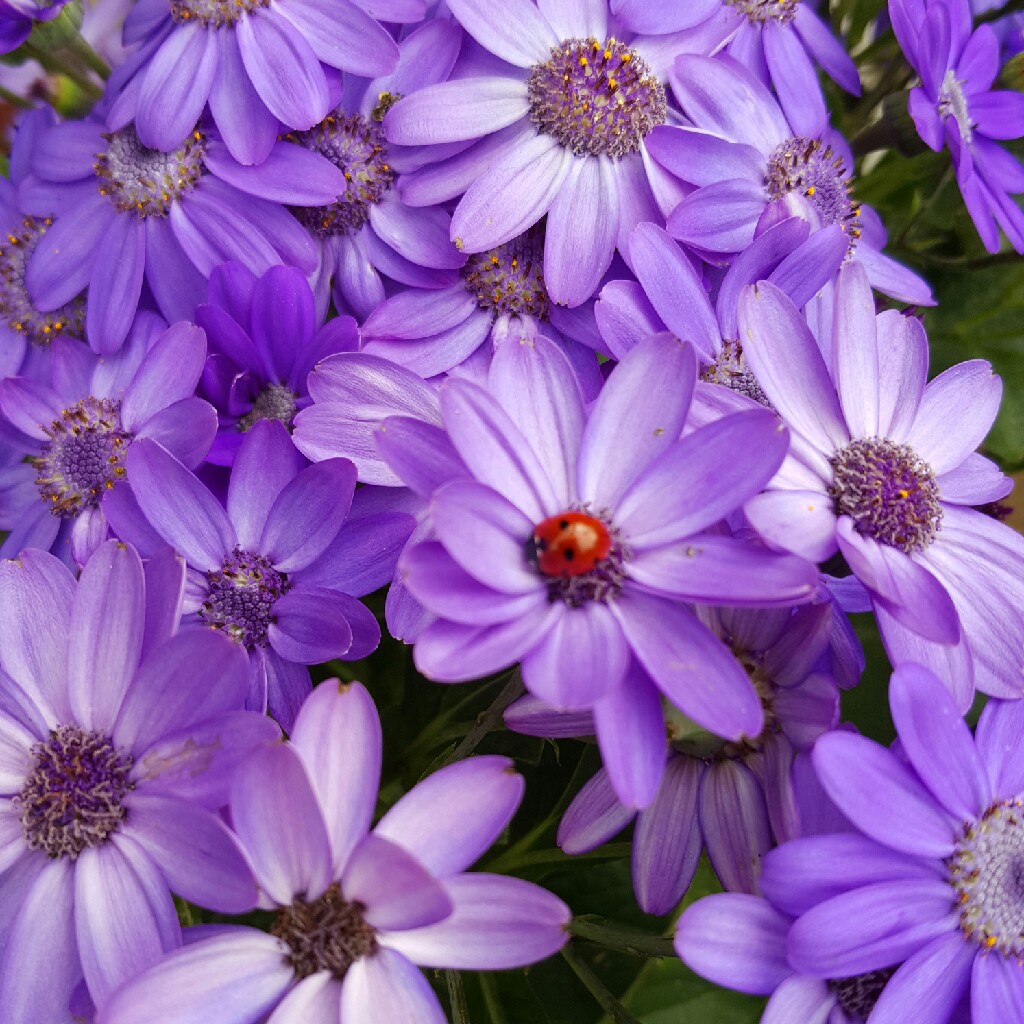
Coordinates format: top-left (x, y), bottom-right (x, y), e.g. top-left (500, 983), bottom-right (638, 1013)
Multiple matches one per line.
top-left (381, 332), bottom-right (818, 731)
top-left (0, 0), bottom-right (70, 54)
top-left (21, 116), bottom-right (334, 352)
top-left (385, 0), bottom-right (706, 306)
top-left (758, 663), bottom-right (1024, 1023)
top-left (647, 54), bottom-right (934, 305)
top-left (0, 318), bottom-right (215, 566)
top-left (0, 540), bottom-right (276, 1023)
top-left (106, 0), bottom-right (411, 165)
top-left (890, 0), bottom-right (1024, 252)
top-left (98, 680), bottom-right (571, 1024)
top-left (113, 422), bottom-right (404, 727)
top-left (196, 262), bottom-right (359, 465)
top-left (738, 265), bottom-right (1024, 707)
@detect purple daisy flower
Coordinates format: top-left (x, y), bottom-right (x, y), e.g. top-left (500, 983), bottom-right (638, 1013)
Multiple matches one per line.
top-left (0, 540), bottom-right (277, 1023)
top-left (97, 679), bottom-right (571, 1024)
top-left (759, 662), bottom-right (1024, 1023)
top-left (113, 421), bottom-right (403, 728)
top-left (107, 0), bottom-right (411, 166)
top-left (20, 114), bottom-right (335, 353)
top-left (737, 264), bottom-right (1024, 707)
top-left (890, 0), bottom-right (1024, 252)
top-left (380, 331), bottom-right (818, 729)
top-left (384, 0), bottom-right (711, 307)
top-left (647, 53), bottom-right (934, 306)
top-left (0, 318), bottom-right (215, 566)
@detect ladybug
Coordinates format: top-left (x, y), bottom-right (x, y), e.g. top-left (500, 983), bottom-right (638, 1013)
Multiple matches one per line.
top-left (531, 511), bottom-right (612, 578)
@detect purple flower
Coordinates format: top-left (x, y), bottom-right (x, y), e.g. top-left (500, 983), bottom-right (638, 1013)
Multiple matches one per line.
top-left (0, 540), bottom-right (276, 1023)
top-left (0, 318), bottom-right (215, 566)
top-left (0, 0), bottom-right (70, 54)
top-left (737, 264), bottom-right (1024, 708)
top-left (97, 679), bottom-right (571, 1024)
top-left (112, 421), bottom-right (408, 728)
top-left (647, 53), bottom-right (934, 306)
top-left (890, 0), bottom-right (1024, 252)
top-left (758, 662), bottom-right (1024, 1023)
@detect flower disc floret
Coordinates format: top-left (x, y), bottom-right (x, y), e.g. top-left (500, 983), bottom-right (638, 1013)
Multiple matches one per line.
top-left (32, 397), bottom-right (130, 518)
top-left (727, 0), bottom-right (800, 23)
top-left (200, 548), bottom-right (291, 649)
top-left (272, 882), bottom-right (378, 980)
top-left (828, 967), bottom-right (897, 1019)
top-left (95, 127), bottom-right (206, 218)
top-left (829, 437), bottom-right (942, 554)
top-left (700, 340), bottom-right (773, 408)
top-left (527, 37), bottom-right (667, 159)
top-left (237, 384), bottom-right (299, 433)
top-left (16, 725), bottom-right (134, 859)
top-left (169, 0), bottom-right (268, 26)
top-left (950, 798), bottom-right (1024, 958)
top-left (464, 227), bottom-right (550, 321)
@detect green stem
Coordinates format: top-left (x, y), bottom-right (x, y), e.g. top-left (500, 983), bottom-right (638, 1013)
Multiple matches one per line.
top-left (438, 671), bottom-right (524, 768)
top-left (478, 974), bottom-right (507, 1024)
top-left (445, 971), bottom-right (470, 1024)
top-left (560, 945), bottom-right (643, 1024)
top-left (894, 164), bottom-right (955, 251)
top-left (570, 916), bottom-right (677, 959)
top-left (66, 34), bottom-right (110, 79)
top-left (22, 43), bottom-right (100, 99)
top-left (0, 85), bottom-right (33, 110)
top-left (486, 842), bottom-right (633, 874)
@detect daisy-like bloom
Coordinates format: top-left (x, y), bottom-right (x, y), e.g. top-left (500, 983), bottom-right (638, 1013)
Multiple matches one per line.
top-left (510, 600), bottom-right (847, 913)
top-left (384, 0), bottom-right (710, 307)
top-left (0, 540), bottom-right (277, 1024)
top-left (196, 262), bottom-right (359, 465)
top-left (739, 263), bottom-right (1024, 708)
top-left (647, 54), bottom-right (934, 306)
top-left (97, 680), bottom-right (571, 1024)
top-left (0, 318), bottom-right (215, 566)
top-left (21, 115), bottom-right (334, 353)
top-left (106, 0), bottom-right (413, 166)
top-left (757, 663), bottom-right (1024, 1023)
top-left (379, 331), bottom-right (818, 730)
top-left (890, 0), bottom-right (1024, 253)
top-left (113, 421), bottom-right (408, 728)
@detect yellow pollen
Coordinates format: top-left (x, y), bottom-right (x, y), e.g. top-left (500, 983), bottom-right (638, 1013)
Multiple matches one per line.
top-left (578, 56), bottom-right (588, 66)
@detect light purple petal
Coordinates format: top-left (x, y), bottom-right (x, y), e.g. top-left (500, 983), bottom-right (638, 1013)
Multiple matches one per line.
top-left (266, 973), bottom-right (339, 1024)
top-left (558, 767), bottom-right (635, 854)
top-left (645, 125), bottom-right (765, 190)
top-left (209, 32), bottom-right (279, 165)
top-left (744, 489), bottom-right (837, 562)
top-left (85, 213), bottom-right (146, 356)
top-left (832, 261), bottom-right (880, 438)
top-left (763, 21), bottom-right (827, 136)
top-left (876, 309), bottom-right (927, 440)
top-left (339, 946), bottom-right (446, 1024)
top-left (869, 932), bottom-right (974, 1024)
top-left (205, 140), bottom-right (347, 205)
top-left (446, 0), bottom-right (557, 66)
top-left (276, 0), bottom-right (398, 76)
top-left (267, 588), bottom-right (355, 664)
top-left (976, 697), bottom-right (1024, 799)
top-left (667, 178), bottom-right (764, 253)
top-left (971, 948), bottom-right (1024, 1024)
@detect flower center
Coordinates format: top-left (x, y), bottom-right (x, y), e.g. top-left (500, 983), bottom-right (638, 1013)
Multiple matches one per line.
top-left (765, 138), bottom-right (861, 245)
top-left (32, 397), bottom-right (130, 518)
top-left (95, 126), bottom-right (206, 218)
top-left (169, 0), bottom-right (269, 27)
top-left (527, 37), bottom-right (666, 158)
top-left (199, 548), bottom-right (290, 649)
top-left (727, 0), bottom-right (799, 23)
top-left (828, 968), bottom-right (896, 1021)
top-left (237, 384), bottom-right (298, 433)
top-left (950, 799), bottom-right (1024, 958)
top-left (289, 112), bottom-right (394, 238)
top-left (529, 508), bottom-right (627, 606)
top-left (938, 69), bottom-right (973, 144)
top-left (829, 437), bottom-right (942, 554)
top-left (700, 340), bottom-right (773, 408)
top-left (463, 226), bottom-right (550, 321)
top-left (0, 217), bottom-right (85, 346)
top-left (16, 725), bottom-right (134, 859)
top-left (271, 882), bottom-right (378, 980)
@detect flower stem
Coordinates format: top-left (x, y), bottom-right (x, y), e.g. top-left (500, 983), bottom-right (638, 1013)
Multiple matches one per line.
top-left (439, 671), bottom-right (524, 767)
top-left (560, 944), bottom-right (643, 1024)
top-left (445, 970), bottom-right (470, 1024)
top-left (570, 916), bottom-right (676, 959)
top-left (66, 34), bottom-right (110, 79)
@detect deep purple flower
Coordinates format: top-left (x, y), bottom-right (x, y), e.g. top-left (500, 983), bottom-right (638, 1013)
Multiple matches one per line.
top-left (890, 0), bottom-right (1024, 252)
top-left (0, 540), bottom-right (276, 1023)
top-left (0, 0), bottom-right (70, 54)
top-left (758, 662), bottom-right (1024, 1023)
top-left (97, 679), bottom-right (571, 1024)
top-left (737, 264), bottom-right (1024, 707)
top-left (0, 318), bottom-right (215, 565)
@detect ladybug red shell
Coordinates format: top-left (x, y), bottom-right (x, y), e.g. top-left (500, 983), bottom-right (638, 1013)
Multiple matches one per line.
top-left (532, 512), bottom-right (612, 578)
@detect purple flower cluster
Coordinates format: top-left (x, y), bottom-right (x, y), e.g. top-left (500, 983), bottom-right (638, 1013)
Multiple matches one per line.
top-left (0, 0), bottom-right (1022, 1020)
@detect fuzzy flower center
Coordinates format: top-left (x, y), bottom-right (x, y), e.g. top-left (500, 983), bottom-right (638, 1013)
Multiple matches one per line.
top-left (16, 725), bottom-right (134, 859)
top-left (700, 340), bottom-right (773, 408)
top-left (938, 70), bottom-right (973, 144)
top-left (527, 37), bottom-right (667, 159)
top-left (169, 0), bottom-right (269, 27)
top-left (237, 384), bottom-right (298, 433)
top-left (95, 126), bottom-right (206, 218)
top-left (32, 397), bottom-right (130, 518)
top-left (765, 138), bottom-right (862, 245)
top-left (0, 216), bottom-right (85, 345)
top-left (463, 227), bottom-right (550, 321)
top-left (289, 112), bottom-right (394, 237)
top-left (950, 798), bottom-right (1024, 958)
top-left (200, 548), bottom-right (291, 649)
top-left (828, 968), bottom-right (896, 1021)
top-left (727, 0), bottom-right (799, 23)
top-left (272, 882), bottom-right (378, 980)
top-left (829, 437), bottom-right (942, 554)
